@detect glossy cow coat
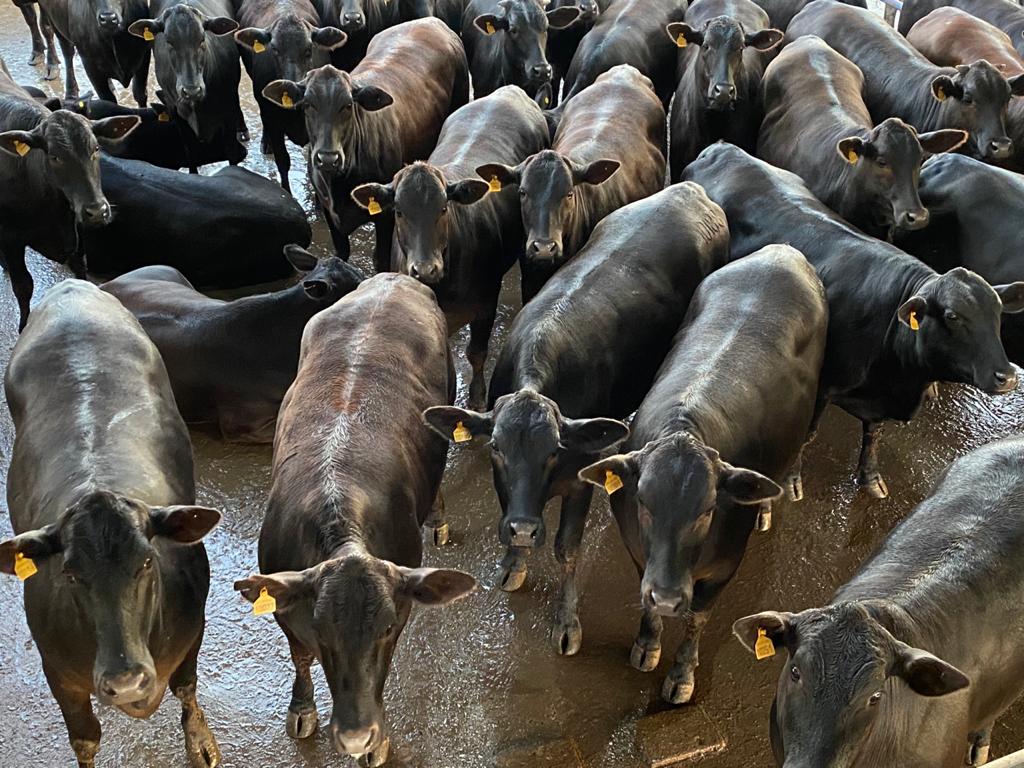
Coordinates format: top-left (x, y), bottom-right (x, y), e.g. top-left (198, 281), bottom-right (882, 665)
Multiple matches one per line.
top-left (788, 0), bottom-right (1024, 162)
top-left (423, 183), bottom-right (730, 660)
top-left (102, 248), bottom-right (363, 443)
top-left (545, 0), bottom-right (605, 104)
top-left (735, 436), bottom-right (1024, 768)
top-left (758, 36), bottom-right (967, 241)
top-left (750, 0), bottom-right (863, 28)
top-left (235, 274), bottom-right (475, 768)
top-left (898, 0), bottom-right (1024, 56)
top-left (0, 280), bottom-right (222, 768)
top-left (478, 64), bottom-right (667, 300)
top-left (683, 143), bottom-right (1024, 498)
top-left (314, 0), bottom-right (406, 70)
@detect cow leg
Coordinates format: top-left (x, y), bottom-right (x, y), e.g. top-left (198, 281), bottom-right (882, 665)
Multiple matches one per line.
top-left (282, 629), bottom-right (319, 739)
top-left (631, 607), bottom-right (664, 672)
top-left (968, 727), bottom-right (992, 766)
top-left (371, 213), bottom-right (394, 275)
top-left (267, 128), bottom-right (292, 194)
top-left (550, 486), bottom-right (592, 656)
top-left (856, 420), bottom-right (888, 499)
top-left (170, 640), bottom-right (221, 768)
top-left (82, 59), bottom-right (117, 103)
top-left (21, 5), bottom-right (45, 65)
top-left (68, 242), bottom-right (88, 279)
top-left (1, 238), bottom-right (33, 331)
top-left (131, 50), bottom-right (151, 108)
top-left (498, 545), bottom-right (529, 592)
top-left (56, 32), bottom-right (79, 100)
top-left (662, 610), bottom-right (710, 704)
top-left (40, 10), bottom-right (59, 81)
top-left (467, 309), bottom-right (496, 411)
top-left (756, 499), bottom-right (773, 532)
top-left (785, 449), bottom-right (804, 502)
top-left (426, 490), bottom-right (449, 547)
top-left (42, 661), bottom-right (101, 767)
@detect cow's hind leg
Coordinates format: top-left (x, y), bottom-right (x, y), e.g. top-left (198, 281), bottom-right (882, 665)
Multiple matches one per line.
top-left (170, 639), bottom-right (221, 768)
top-left (42, 661), bottom-right (101, 768)
top-left (281, 625), bottom-right (319, 739)
top-left (856, 420), bottom-right (888, 499)
top-left (56, 31), bottom-right (79, 99)
top-left (550, 487), bottom-right (592, 656)
top-left (968, 727), bottom-right (992, 766)
top-left (662, 609), bottom-right (710, 705)
top-left (426, 490), bottom-right (449, 547)
top-left (1, 237), bottom-right (34, 331)
top-left (131, 50), bottom-right (151, 107)
top-left (39, 9), bottom-right (60, 80)
top-left (21, 4), bottom-right (45, 65)
top-left (466, 306), bottom-right (497, 412)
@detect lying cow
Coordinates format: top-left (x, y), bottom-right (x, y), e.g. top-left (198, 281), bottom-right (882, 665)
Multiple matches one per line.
top-left (102, 246), bottom-right (363, 442)
top-left (0, 280), bottom-right (222, 768)
top-left (788, 0), bottom-right (1024, 163)
top-left (735, 435), bottom-right (1024, 767)
top-left (235, 274), bottom-right (475, 768)
top-left (478, 64), bottom-right (666, 300)
top-left (898, 0), bottom-right (1024, 55)
top-left (580, 244), bottom-right (827, 704)
top-left (758, 35), bottom-right (966, 241)
top-left (683, 143), bottom-right (1024, 498)
top-left (423, 183), bottom-right (729, 657)
top-left (667, 0), bottom-right (783, 179)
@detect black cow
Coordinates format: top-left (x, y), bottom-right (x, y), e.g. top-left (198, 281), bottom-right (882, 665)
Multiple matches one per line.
top-left (0, 280), bottom-right (222, 768)
top-left (462, 0), bottom-right (579, 101)
top-left (129, 0), bottom-right (245, 165)
top-left (667, 0), bottom-right (783, 180)
top-left (563, 0), bottom-right (688, 106)
top-left (546, 0), bottom-right (605, 104)
top-left (352, 86), bottom-right (547, 408)
top-left (0, 60), bottom-right (138, 329)
top-left (38, 0), bottom-right (151, 104)
top-left (81, 155), bottom-right (311, 286)
top-left (683, 143), bottom-right (1024, 498)
top-left (235, 274), bottom-right (475, 768)
top-left (735, 435), bottom-right (1024, 767)
top-left (479, 64), bottom-right (666, 300)
top-left (13, 0), bottom-right (59, 79)
top-left (314, 0), bottom-right (406, 70)
top-left (580, 245), bottom-right (827, 704)
top-left (750, 0), bottom-right (864, 28)
top-left (899, 0), bottom-right (1024, 56)
top-left (758, 36), bottom-right (966, 241)
top-left (235, 0), bottom-right (346, 192)
top-left (102, 248), bottom-right (363, 443)
top-left (423, 183), bottom-right (729, 657)
top-left (261, 19), bottom-right (469, 268)
top-left (897, 153), bottom-right (1024, 365)
top-left (788, 0), bottom-right (1024, 163)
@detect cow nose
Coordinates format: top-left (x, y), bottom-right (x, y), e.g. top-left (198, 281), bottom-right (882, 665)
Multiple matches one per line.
top-left (508, 519), bottom-right (540, 548)
top-left (531, 63), bottom-right (553, 81)
top-left (644, 587), bottom-right (686, 616)
top-left (899, 208), bottom-right (929, 230)
top-left (332, 723), bottom-right (381, 756)
top-left (82, 201), bottom-right (112, 225)
top-left (528, 239), bottom-right (560, 261)
top-left (342, 12), bottom-right (365, 29)
top-left (409, 260), bottom-right (443, 284)
top-left (97, 668), bottom-right (152, 702)
top-left (580, 1), bottom-right (599, 17)
top-left (179, 84), bottom-right (203, 102)
top-left (97, 10), bottom-right (120, 28)
top-left (711, 83), bottom-right (737, 103)
top-left (315, 150), bottom-right (341, 171)
top-left (994, 369), bottom-right (1018, 393)
top-left (988, 137), bottom-right (1013, 159)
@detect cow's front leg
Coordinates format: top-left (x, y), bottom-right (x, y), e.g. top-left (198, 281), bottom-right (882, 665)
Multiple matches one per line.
top-left (631, 605), bottom-right (664, 672)
top-left (968, 726), bottom-right (993, 766)
top-left (550, 487), bottom-right (592, 656)
top-left (498, 544), bottom-right (529, 592)
top-left (170, 641), bottom-right (221, 768)
top-left (466, 308), bottom-right (497, 412)
top-left (282, 628), bottom-right (318, 739)
top-left (856, 420), bottom-right (888, 498)
top-left (426, 490), bottom-right (449, 546)
top-left (43, 661), bottom-right (101, 768)
top-left (662, 610), bottom-right (710, 704)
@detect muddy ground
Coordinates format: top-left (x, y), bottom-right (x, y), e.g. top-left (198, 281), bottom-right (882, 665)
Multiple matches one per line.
top-left (0, 4), bottom-right (1022, 767)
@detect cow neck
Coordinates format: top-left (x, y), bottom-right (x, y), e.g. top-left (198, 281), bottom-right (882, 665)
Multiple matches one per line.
top-left (856, 598), bottom-right (925, 648)
top-left (887, 269), bottom-right (937, 373)
top-left (659, 411), bottom-right (704, 449)
top-left (325, 539), bottom-right (369, 563)
top-left (232, 281), bottom-right (320, 332)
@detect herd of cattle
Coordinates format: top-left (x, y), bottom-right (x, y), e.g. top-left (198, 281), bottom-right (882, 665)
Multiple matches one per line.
top-left (3, 0), bottom-right (1024, 765)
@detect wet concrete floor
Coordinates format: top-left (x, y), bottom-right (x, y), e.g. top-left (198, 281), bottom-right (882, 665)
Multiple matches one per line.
top-left (0, 4), bottom-right (1023, 767)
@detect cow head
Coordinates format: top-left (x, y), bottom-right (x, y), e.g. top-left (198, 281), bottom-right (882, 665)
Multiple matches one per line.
top-left (0, 491), bottom-right (220, 714)
top-left (283, 244), bottom-right (364, 301)
top-left (930, 61), bottom-right (1024, 161)
top-left (473, 0), bottom-right (580, 94)
top-left (666, 18), bottom-right (782, 111)
top-left (0, 109), bottom-right (139, 227)
top-left (733, 604), bottom-right (970, 768)
top-left (263, 65), bottom-right (392, 176)
top-left (896, 267), bottom-right (1024, 394)
top-left (130, 6), bottom-right (238, 107)
top-left (235, 552), bottom-right (475, 765)
top-left (236, 16), bottom-right (347, 84)
top-left (836, 119), bottom-right (966, 234)
top-left (580, 432), bottom-right (780, 616)
top-left (87, 0), bottom-right (134, 35)
top-left (424, 393), bottom-right (627, 552)
top-left (547, 0), bottom-right (600, 24)
top-left (477, 151), bottom-right (619, 268)
top-left (351, 163), bottom-right (490, 284)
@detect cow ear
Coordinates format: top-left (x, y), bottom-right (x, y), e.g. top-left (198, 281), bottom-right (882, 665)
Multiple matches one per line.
top-left (837, 136), bottom-right (866, 165)
top-left (535, 80), bottom-right (554, 109)
top-left (1009, 73), bottom-right (1024, 96)
top-left (284, 244), bottom-right (319, 273)
top-left (718, 463), bottom-right (783, 505)
top-left (0, 129), bottom-right (43, 157)
top-left (994, 282), bottom-right (1024, 314)
top-left (399, 567), bottom-right (477, 605)
top-left (447, 179), bottom-right (490, 205)
top-left (572, 158), bottom-right (620, 186)
top-left (897, 295), bottom-right (928, 329)
top-left (745, 28), bottom-right (784, 51)
top-left (353, 85), bottom-right (393, 112)
top-left (560, 417), bottom-right (629, 453)
top-left (578, 453), bottom-right (639, 495)
top-left (235, 27), bottom-right (272, 52)
top-left (0, 525), bottom-right (63, 575)
top-left (474, 13), bottom-right (508, 34)
top-left (43, 96), bottom-right (63, 112)
top-left (91, 115), bottom-right (140, 143)
top-left (151, 102), bottom-right (171, 121)
top-left (311, 26), bottom-right (348, 51)
top-left (128, 19), bottom-right (162, 40)
top-left (150, 505), bottom-right (221, 543)
top-left (234, 569), bottom-right (316, 611)
top-left (263, 80), bottom-right (305, 109)
top-left (476, 162), bottom-right (520, 188)
top-left (890, 641), bottom-right (970, 697)
top-left (666, 22), bottom-right (702, 48)
top-left (351, 182), bottom-right (394, 212)
top-left (931, 74), bottom-right (961, 102)
top-left (547, 5), bottom-right (581, 29)
top-left (732, 611), bottom-right (794, 657)
top-left (204, 16), bottom-right (239, 36)
top-left (422, 405), bottom-right (494, 442)
top-left (917, 129), bottom-right (968, 156)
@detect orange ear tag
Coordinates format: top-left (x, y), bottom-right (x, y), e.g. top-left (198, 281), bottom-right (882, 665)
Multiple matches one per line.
top-left (486, 21), bottom-right (496, 34)
top-left (604, 470), bottom-right (623, 494)
top-left (280, 91), bottom-right (294, 108)
top-left (676, 34), bottom-right (687, 48)
top-left (14, 552), bottom-right (37, 581)
top-left (13, 140), bottom-right (30, 157)
top-left (143, 28), bottom-right (155, 42)
top-left (453, 421), bottom-right (473, 443)
top-left (755, 628), bottom-right (776, 660)
top-left (909, 311), bottom-right (920, 331)
top-left (253, 40), bottom-right (266, 53)
top-left (367, 197), bottom-right (382, 216)
top-left (157, 111), bottom-right (170, 123)
top-left (488, 176), bottom-right (501, 193)
top-left (253, 587), bottom-right (277, 615)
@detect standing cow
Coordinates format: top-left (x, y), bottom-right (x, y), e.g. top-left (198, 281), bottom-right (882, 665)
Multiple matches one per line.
top-left (478, 64), bottom-right (667, 300)
top-left (898, 0), bottom-right (1024, 54)
top-left (546, 0), bottom-right (604, 104)
top-left (0, 280), bottom-right (222, 768)
top-left (423, 183), bottom-right (729, 657)
top-left (735, 435), bottom-right (1024, 767)
top-left (235, 274), bottom-right (476, 768)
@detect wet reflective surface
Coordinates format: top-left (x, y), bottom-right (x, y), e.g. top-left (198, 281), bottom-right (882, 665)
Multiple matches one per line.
top-left (1, 5), bottom-right (1022, 767)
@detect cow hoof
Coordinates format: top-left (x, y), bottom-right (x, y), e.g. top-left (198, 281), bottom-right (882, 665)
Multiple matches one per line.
top-left (787, 474), bottom-right (803, 502)
top-left (499, 566), bottom-right (527, 592)
top-left (44, 65), bottom-right (60, 81)
top-left (630, 642), bottom-right (661, 672)
top-left (925, 382), bottom-right (940, 403)
top-left (29, 51), bottom-right (44, 66)
top-left (551, 616), bottom-right (582, 656)
top-left (358, 737), bottom-right (390, 767)
top-left (432, 523), bottom-right (449, 547)
top-left (969, 744), bottom-right (991, 766)
top-left (237, 129), bottom-right (251, 143)
top-left (756, 508), bottom-right (772, 532)
top-left (184, 720), bottom-right (221, 768)
top-left (286, 708), bottom-right (319, 739)
top-left (859, 475), bottom-right (889, 499)
top-left (72, 738), bottom-right (99, 768)
top-left (662, 675), bottom-right (695, 705)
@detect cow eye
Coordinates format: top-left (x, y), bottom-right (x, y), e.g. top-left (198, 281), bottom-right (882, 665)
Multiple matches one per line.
top-left (962, 93), bottom-right (973, 105)
top-left (875, 157), bottom-right (888, 168)
top-left (945, 309), bottom-right (960, 324)
top-left (509, 26), bottom-right (518, 36)
top-left (869, 690), bottom-right (883, 706)
top-left (441, 206), bottom-right (448, 215)
top-left (518, 188), bottom-right (527, 197)
top-left (790, 666), bottom-right (801, 683)
top-left (64, 569), bottom-right (78, 585)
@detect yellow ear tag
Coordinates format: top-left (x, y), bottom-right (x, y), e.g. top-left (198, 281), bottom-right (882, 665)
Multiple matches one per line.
top-left (846, 150), bottom-right (858, 164)
top-left (14, 552), bottom-right (37, 581)
top-left (253, 40), bottom-right (266, 53)
top-left (486, 21), bottom-right (496, 34)
top-left (909, 311), bottom-right (920, 331)
top-left (157, 111), bottom-right (170, 123)
top-left (367, 197), bottom-right (382, 216)
top-left (280, 91), bottom-right (294, 108)
top-left (13, 140), bottom-right (30, 157)
top-left (755, 627), bottom-right (776, 660)
top-left (143, 28), bottom-right (155, 42)
top-left (78, 100), bottom-right (86, 109)
top-left (488, 175), bottom-right (501, 193)
top-left (935, 87), bottom-right (946, 102)
top-left (453, 421), bottom-right (473, 443)
top-left (604, 470), bottom-right (623, 495)
top-left (676, 33), bottom-right (687, 48)
top-left (253, 587), bottom-right (277, 616)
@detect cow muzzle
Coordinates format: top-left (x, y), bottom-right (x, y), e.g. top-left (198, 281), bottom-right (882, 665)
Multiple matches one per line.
top-left (341, 12), bottom-right (366, 31)
top-left (332, 722), bottom-right (388, 764)
top-left (707, 83), bottom-right (737, 110)
top-left (642, 583), bottom-right (691, 617)
top-left (95, 665), bottom-right (155, 706)
top-left (989, 368), bottom-right (1018, 394)
top-left (178, 84), bottom-right (205, 104)
top-left (527, 238), bottom-right (561, 263)
top-left (97, 10), bottom-right (121, 31)
top-left (502, 517), bottom-right (545, 548)
top-left (408, 258), bottom-right (444, 285)
top-left (896, 207), bottom-right (929, 231)
top-left (579, 1), bottom-right (599, 20)
top-left (985, 137), bottom-right (1013, 160)
top-left (530, 63), bottom-right (553, 84)
top-left (314, 150), bottom-right (342, 173)
top-left (79, 200), bottom-right (112, 227)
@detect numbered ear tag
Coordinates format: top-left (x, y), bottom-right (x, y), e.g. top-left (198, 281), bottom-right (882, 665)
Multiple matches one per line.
top-left (676, 33), bottom-right (687, 48)
top-left (453, 421), bottom-right (473, 443)
top-left (14, 552), bottom-right (37, 581)
top-left (486, 21), bottom-right (496, 34)
top-left (755, 628), bottom-right (776, 660)
top-left (13, 140), bottom-right (30, 157)
top-left (367, 197), bottom-right (382, 216)
top-left (253, 40), bottom-right (266, 54)
top-left (157, 111), bottom-right (170, 123)
top-left (909, 311), bottom-right (920, 331)
top-left (253, 587), bottom-right (277, 615)
top-left (604, 470), bottom-right (623, 495)
top-left (280, 91), bottom-right (294, 108)
top-left (143, 28), bottom-right (155, 42)
top-left (488, 176), bottom-right (501, 193)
